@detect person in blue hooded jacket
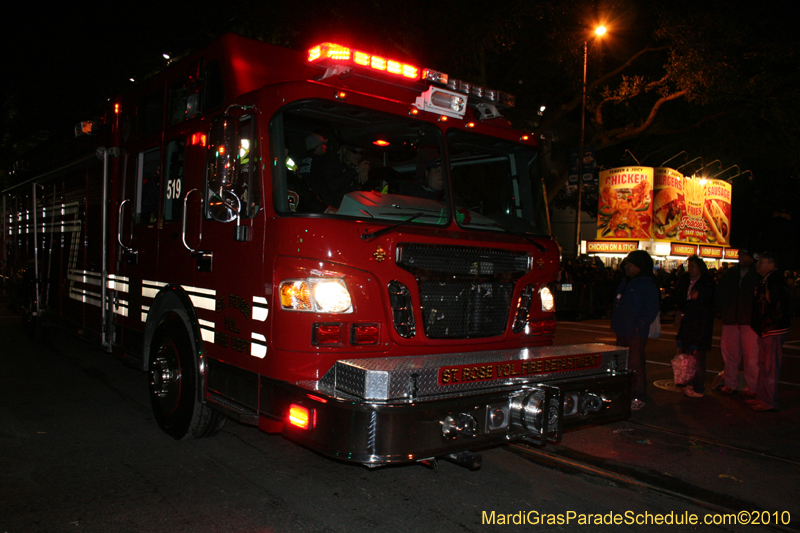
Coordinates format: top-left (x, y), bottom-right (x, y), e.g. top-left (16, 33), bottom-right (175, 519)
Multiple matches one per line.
top-left (612, 250), bottom-right (660, 410)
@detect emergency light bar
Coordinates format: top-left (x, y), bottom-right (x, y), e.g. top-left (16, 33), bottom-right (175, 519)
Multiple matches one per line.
top-left (422, 69), bottom-right (515, 108)
top-left (307, 42), bottom-right (515, 116)
top-left (308, 43), bottom-right (420, 80)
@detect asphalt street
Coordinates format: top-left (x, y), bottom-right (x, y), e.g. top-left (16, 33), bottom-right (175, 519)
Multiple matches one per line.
top-left (1, 302), bottom-right (798, 532)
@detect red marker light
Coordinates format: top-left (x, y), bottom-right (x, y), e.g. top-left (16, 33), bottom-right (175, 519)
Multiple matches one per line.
top-left (373, 140), bottom-right (390, 147)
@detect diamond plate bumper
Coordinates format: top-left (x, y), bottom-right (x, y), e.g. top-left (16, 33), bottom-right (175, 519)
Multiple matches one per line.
top-left (275, 344), bottom-right (632, 466)
top-left (315, 343), bottom-right (627, 401)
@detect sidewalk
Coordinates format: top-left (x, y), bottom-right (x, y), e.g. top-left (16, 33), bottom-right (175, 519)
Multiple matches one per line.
top-left (555, 316), bottom-right (800, 463)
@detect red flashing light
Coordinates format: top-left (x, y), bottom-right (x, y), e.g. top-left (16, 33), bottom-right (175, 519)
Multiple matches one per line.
top-left (308, 42), bottom-right (419, 80)
top-left (306, 394), bottom-right (328, 404)
top-left (313, 323), bottom-right (342, 345)
top-left (114, 103), bottom-right (120, 115)
top-left (191, 132), bottom-right (207, 146)
top-left (352, 324), bottom-right (380, 345)
top-left (373, 140), bottom-right (390, 147)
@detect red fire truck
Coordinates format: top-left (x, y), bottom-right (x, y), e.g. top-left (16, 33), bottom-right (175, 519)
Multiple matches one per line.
top-left (2, 34), bottom-right (632, 468)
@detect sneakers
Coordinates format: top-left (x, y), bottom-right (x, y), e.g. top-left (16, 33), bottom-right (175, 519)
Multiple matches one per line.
top-left (719, 386), bottom-right (737, 395)
top-left (631, 399), bottom-right (646, 411)
top-left (742, 388), bottom-right (757, 397)
top-left (684, 385), bottom-right (703, 398)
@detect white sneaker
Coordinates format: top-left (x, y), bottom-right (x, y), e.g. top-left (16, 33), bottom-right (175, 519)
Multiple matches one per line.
top-left (631, 399), bottom-right (646, 411)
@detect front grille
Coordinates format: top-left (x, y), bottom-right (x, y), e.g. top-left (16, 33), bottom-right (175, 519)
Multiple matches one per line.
top-left (419, 280), bottom-right (514, 338)
top-left (391, 244), bottom-right (529, 339)
top-left (397, 244), bottom-right (529, 277)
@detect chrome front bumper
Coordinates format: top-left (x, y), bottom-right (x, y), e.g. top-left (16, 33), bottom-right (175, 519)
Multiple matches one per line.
top-left (274, 344), bottom-right (633, 465)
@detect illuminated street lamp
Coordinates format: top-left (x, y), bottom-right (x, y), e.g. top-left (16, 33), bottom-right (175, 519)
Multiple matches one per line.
top-left (575, 25), bottom-right (607, 257)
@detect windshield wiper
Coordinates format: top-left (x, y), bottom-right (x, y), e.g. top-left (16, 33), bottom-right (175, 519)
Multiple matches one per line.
top-left (361, 212), bottom-right (425, 241)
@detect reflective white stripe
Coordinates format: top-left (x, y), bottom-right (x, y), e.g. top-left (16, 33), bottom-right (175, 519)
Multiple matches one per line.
top-left (200, 327), bottom-right (214, 343)
top-left (141, 305), bottom-right (150, 323)
top-left (250, 332), bottom-right (267, 358)
top-left (252, 296), bottom-right (269, 322)
top-left (142, 280), bottom-right (168, 299)
top-left (112, 298), bottom-right (129, 317)
top-left (183, 285), bottom-right (215, 296)
top-left (187, 293), bottom-right (216, 311)
top-left (198, 319), bottom-right (215, 342)
top-left (182, 285), bottom-right (216, 311)
top-left (69, 287), bottom-right (101, 307)
top-left (107, 280), bottom-right (129, 293)
top-left (67, 269), bottom-right (102, 286)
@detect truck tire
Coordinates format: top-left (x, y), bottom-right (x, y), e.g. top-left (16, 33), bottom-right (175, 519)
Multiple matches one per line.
top-left (148, 314), bottom-right (225, 439)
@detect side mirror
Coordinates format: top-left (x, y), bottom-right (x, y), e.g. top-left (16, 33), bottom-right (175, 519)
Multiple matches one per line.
top-left (207, 189), bottom-right (241, 223)
top-left (208, 115), bottom-right (240, 192)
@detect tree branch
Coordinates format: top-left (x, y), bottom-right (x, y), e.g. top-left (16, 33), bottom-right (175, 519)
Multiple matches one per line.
top-left (599, 90), bottom-right (687, 143)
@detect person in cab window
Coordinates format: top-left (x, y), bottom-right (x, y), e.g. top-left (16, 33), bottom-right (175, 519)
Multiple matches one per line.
top-left (286, 146), bottom-right (325, 213)
top-left (299, 135), bottom-right (368, 210)
top-left (401, 158), bottom-right (445, 201)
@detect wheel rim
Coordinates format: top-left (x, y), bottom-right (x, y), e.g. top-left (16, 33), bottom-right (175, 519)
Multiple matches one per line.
top-left (150, 340), bottom-right (182, 415)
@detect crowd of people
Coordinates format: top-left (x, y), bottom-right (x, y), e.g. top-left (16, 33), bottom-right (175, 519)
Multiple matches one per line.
top-left (607, 248), bottom-right (792, 413)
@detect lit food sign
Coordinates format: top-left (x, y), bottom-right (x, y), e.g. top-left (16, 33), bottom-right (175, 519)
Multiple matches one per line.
top-left (597, 167), bottom-right (653, 240)
top-left (599, 166), bottom-right (732, 247)
top-left (586, 241), bottom-right (639, 254)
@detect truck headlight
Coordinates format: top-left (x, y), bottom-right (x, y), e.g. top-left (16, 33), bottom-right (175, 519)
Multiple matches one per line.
top-left (539, 286), bottom-right (555, 312)
top-left (312, 279), bottom-right (352, 313)
top-left (279, 278), bottom-right (353, 313)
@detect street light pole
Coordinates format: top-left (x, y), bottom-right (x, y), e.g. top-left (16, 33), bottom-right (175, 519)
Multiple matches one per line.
top-left (574, 26), bottom-right (606, 258)
top-left (574, 40), bottom-right (589, 258)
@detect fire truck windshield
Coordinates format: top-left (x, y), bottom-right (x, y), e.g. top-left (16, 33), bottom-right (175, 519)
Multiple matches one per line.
top-left (447, 129), bottom-right (549, 236)
top-left (273, 100), bottom-right (549, 236)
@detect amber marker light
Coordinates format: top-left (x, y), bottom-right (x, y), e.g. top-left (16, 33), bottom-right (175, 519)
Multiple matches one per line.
top-left (288, 404), bottom-right (311, 429)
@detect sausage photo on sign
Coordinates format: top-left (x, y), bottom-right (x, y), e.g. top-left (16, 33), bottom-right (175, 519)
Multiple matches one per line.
top-left (703, 200), bottom-right (729, 245)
